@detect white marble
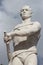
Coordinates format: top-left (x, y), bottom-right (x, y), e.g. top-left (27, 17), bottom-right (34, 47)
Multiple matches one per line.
top-left (4, 5), bottom-right (41, 65)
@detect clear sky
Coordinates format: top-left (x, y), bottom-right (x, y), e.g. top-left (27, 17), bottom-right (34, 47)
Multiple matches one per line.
top-left (0, 0), bottom-right (43, 65)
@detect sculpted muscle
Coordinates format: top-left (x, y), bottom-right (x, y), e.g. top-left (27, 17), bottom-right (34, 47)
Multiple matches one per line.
top-left (13, 22), bottom-right (41, 36)
top-left (4, 5), bottom-right (41, 65)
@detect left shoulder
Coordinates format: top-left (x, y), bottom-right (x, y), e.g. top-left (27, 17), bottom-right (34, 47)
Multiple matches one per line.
top-left (33, 21), bottom-right (41, 27)
top-left (33, 21), bottom-right (41, 30)
top-left (34, 21), bottom-right (41, 24)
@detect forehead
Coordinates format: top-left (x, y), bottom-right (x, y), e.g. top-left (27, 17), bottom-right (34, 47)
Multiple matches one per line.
top-left (21, 6), bottom-right (30, 10)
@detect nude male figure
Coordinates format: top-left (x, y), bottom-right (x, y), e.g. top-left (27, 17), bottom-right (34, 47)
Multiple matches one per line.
top-left (4, 5), bottom-right (41, 65)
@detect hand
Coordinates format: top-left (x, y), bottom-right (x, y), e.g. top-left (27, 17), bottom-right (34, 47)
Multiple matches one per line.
top-left (4, 32), bottom-right (11, 43)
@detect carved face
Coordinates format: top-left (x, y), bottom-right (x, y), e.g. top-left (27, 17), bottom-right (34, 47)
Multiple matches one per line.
top-left (20, 5), bottom-right (32, 20)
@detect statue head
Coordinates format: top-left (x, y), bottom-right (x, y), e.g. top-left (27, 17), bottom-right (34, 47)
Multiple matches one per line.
top-left (20, 5), bottom-right (32, 20)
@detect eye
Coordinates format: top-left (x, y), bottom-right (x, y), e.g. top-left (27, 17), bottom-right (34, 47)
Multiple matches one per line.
top-left (20, 9), bottom-right (29, 12)
top-left (25, 9), bottom-right (28, 11)
top-left (20, 9), bottom-right (24, 12)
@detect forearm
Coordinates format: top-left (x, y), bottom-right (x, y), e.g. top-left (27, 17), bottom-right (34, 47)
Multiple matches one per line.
top-left (14, 29), bottom-right (33, 36)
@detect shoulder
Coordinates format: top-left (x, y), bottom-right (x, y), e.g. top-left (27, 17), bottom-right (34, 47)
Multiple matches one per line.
top-left (34, 21), bottom-right (41, 25)
top-left (33, 21), bottom-right (41, 30)
top-left (14, 23), bottom-right (23, 30)
top-left (33, 21), bottom-right (41, 27)
top-left (15, 24), bottom-right (20, 28)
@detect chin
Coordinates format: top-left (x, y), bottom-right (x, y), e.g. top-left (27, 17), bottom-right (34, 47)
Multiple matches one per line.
top-left (22, 15), bottom-right (29, 18)
top-left (22, 16), bottom-right (28, 20)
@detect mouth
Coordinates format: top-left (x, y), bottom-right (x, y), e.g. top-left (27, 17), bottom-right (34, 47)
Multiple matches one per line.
top-left (22, 13), bottom-right (27, 15)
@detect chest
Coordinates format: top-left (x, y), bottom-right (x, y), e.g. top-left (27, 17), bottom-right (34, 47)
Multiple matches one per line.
top-left (13, 32), bottom-right (40, 46)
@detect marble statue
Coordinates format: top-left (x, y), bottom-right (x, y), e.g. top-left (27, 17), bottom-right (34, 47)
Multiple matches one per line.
top-left (4, 5), bottom-right (41, 65)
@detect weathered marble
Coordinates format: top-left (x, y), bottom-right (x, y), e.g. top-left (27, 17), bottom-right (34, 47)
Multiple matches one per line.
top-left (4, 5), bottom-right (41, 65)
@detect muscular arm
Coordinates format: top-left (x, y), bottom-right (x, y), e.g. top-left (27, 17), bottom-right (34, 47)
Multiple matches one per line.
top-left (14, 22), bottom-right (41, 36)
top-left (7, 22), bottom-right (41, 37)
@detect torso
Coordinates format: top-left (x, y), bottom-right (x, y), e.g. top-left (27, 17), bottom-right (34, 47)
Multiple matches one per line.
top-left (13, 22), bottom-right (40, 51)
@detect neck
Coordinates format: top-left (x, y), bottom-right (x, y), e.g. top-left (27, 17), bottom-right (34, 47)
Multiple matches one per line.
top-left (22, 18), bottom-right (31, 23)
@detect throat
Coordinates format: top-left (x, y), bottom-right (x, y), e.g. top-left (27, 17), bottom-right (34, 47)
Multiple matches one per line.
top-left (22, 18), bottom-right (31, 24)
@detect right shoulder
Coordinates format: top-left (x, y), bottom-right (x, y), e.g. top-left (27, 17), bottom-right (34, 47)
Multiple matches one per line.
top-left (14, 23), bottom-right (22, 30)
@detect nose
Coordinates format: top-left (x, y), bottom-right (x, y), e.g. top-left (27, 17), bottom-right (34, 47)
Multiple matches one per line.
top-left (23, 10), bottom-right (26, 13)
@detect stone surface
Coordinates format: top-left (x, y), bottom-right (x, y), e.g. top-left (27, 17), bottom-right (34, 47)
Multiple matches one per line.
top-left (4, 5), bottom-right (41, 65)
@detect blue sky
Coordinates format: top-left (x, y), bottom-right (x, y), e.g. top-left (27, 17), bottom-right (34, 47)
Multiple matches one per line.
top-left (0, 0), bottom-right (43, 65)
